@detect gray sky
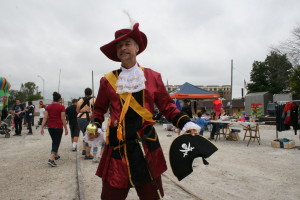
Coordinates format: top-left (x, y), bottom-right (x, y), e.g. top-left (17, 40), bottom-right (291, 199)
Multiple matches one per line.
top-left (1, 0), bottom-right (300, 101)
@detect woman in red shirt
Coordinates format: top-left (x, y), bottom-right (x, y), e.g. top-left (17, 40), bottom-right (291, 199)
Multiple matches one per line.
top-left (40, 92), bottom-right (68, 167)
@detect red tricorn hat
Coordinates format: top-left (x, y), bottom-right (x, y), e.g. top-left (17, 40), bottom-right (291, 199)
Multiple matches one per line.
top-left (100, 23), bottom-right (147, 62)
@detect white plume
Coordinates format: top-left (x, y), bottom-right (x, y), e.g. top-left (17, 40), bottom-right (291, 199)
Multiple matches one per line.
top-left (123, 10), bottom-right (137, 29)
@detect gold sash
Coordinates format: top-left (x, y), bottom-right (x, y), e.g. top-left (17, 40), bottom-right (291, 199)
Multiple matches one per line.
top-left (104, 68), bottom-right (155, 141)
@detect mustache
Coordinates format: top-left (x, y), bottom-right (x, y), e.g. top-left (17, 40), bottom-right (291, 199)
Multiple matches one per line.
top-left (118, 50), bottom-right (131, 54)
top-left (119, 51), bottom-right (130, 54)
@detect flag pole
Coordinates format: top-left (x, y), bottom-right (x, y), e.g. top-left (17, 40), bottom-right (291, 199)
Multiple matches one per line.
top-left (230, 59), bottom-right (233, 115)
top-left (58, 69), bottom-right (61, 93)
top-left (91, 70), bottom-right (95, 124)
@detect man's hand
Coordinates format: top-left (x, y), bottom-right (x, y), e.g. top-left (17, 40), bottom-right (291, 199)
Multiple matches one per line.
top-left (65, 129), bottom-right (69, 136)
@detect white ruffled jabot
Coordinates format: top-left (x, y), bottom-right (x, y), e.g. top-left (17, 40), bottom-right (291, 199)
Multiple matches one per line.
top-left (116, 63), bottom-right (146, 94)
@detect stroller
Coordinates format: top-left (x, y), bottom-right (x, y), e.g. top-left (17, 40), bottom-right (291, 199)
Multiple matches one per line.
top-left (0, 114), bottom-right (13, 138)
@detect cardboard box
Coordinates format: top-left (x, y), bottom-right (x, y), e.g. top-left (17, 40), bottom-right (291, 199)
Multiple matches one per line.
top-left (226, 129), bottom-right (241, 141)
top-left (271, 139), bottom-right (295, 149)
top-left (226, 132), bottom-right (240, 141)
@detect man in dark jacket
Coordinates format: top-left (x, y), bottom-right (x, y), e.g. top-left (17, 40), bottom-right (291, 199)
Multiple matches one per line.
top-left (25, 101), bottom-right (34, 135)
top-left (12, 99), bottom-right (24, 136)
top-left (181, 99), bottom-right (193, 118)
top-left (66, 99), bottom-right (80, 151)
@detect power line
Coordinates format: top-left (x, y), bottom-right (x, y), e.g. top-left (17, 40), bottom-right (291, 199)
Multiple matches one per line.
top-left (233, 66), bottom-right (249, 81)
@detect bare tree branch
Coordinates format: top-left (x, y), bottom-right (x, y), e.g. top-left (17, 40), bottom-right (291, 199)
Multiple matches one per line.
top-left (271, 23), bottom-right (300, 65)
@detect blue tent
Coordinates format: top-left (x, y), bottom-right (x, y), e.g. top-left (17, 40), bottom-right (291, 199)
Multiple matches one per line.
top-left (169, 82), bottom-right (220, 99)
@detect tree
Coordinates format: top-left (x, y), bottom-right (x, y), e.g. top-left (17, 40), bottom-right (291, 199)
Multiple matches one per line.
top-left (265, 52), bottom-right (293, 94)
top-left (21, 82), bottom-right (43, 101)
top-left (7, 89), bottom-right (18, 108)
top-left (272, 24), bottom-right (300, 65)
top-left (247, 61), bottom-right (269, 93)
top-left (247, 51), bottom-right (293, 94)
top-left (289, 65), bottom-right (300, 95)
top-left (7, 82), bottom-right (42, 106)
top-left (21, 82), bottom-right (38, 98)
top-left (270, 24), bottom-right (300, 95)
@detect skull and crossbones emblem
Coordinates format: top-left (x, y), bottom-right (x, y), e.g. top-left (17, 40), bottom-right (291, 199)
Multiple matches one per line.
top-left (179, 142), bottom-right (194, 157)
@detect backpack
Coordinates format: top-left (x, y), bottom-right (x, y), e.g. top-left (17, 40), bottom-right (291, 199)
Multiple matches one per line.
top-left (78, 97), bottom-right (93, 121)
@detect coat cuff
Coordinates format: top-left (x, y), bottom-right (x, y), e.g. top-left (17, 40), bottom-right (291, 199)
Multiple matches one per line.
top-left (172, 111), bottom-right (191, 129)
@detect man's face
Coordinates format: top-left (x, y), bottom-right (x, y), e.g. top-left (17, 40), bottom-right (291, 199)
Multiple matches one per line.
top-left (16, 100), bottom-right (20, 105)
top-left (116, 37), bottom-right (139, 63)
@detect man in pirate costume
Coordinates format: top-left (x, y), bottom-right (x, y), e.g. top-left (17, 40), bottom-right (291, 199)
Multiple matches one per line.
top-left (92, 22), bottom-right (200, 199)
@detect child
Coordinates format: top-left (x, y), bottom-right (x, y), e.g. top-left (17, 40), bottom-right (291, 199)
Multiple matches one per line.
top-left (36, 105), bottom-right (45, 129)
top-left (194, 112), bottom-right (210, 136)
top-left (83, 124), bottom-right (106, 162)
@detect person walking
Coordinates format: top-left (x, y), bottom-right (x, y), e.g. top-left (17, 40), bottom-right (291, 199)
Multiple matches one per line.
top-left (25, 101), bottom-right (34, 135)
top-left (66, 99), bottom-right (80, 151)
top-left (76, 88), bottom-right (96, 159)
top-left (12, 99), bottom-right (24, 136)
top-left (36, 104), bottom-right (45, 129)
top-left (40, 92), bottom-right (68, 167)
top-left (91, 21), bottom-right (200, 199)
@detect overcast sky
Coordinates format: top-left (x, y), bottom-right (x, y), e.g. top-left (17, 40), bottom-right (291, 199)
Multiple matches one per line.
top-left (1, 0), bottom-right (300, 101)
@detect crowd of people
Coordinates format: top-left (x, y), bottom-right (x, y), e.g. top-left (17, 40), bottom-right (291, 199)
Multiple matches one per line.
top-left (154, 98), bottom-right (230, 140)
top-left (0, 88), bottom-right (105, 168)
top-left (0, 99), bottom-right (36, 136)
top-left (0, 91), bottom-right (233, 170)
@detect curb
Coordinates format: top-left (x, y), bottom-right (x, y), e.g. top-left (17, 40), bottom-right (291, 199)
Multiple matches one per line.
top-left (162, 173), bottom-right (204, 200)
top-left (76, 149), bottom-right (85, 200)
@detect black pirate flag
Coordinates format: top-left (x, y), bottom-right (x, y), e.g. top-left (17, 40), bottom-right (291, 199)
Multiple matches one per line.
top-left (169, 134), bottom-right (218, 181)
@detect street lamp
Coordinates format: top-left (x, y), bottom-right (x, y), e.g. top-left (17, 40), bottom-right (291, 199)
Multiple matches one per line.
top-left (37, 75), bottom-right (45, 100)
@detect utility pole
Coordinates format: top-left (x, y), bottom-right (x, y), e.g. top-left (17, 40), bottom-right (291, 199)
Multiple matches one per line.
top-left (230, 59), bottom-right (233, 115)
top-left (58, 69), bottom-right (61, 93)
top-left (37, 75), bottom-right (45, 101)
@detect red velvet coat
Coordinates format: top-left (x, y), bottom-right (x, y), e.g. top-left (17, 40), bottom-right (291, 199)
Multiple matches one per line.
top-left (94, 67), bottom-right (190, 189)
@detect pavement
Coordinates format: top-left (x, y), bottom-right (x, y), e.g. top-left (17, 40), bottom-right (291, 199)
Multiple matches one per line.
top-left (0, 122), bottom-right (203, 200)
top-left (1, 121), bottom-right (300, 200)
top-left (0, 124), bottom-right (78, 200)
